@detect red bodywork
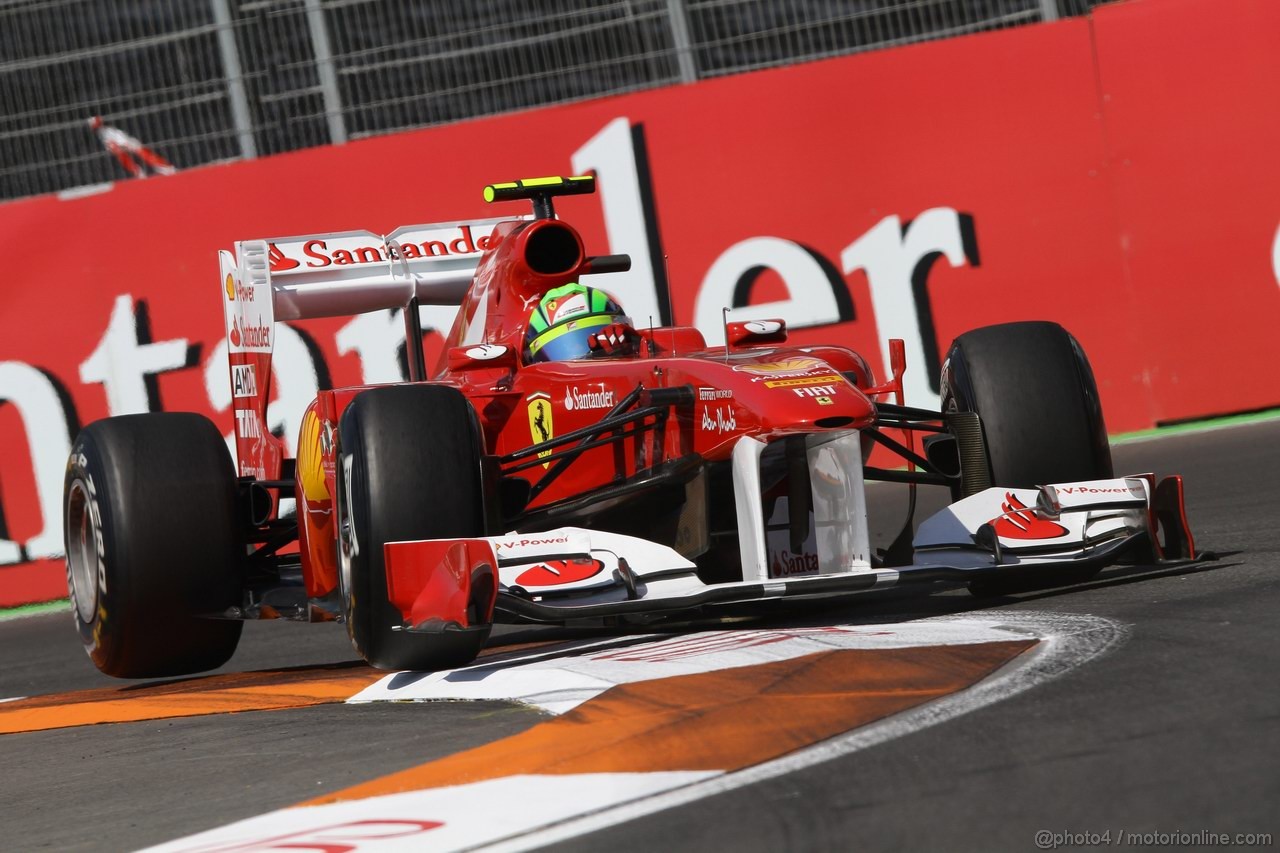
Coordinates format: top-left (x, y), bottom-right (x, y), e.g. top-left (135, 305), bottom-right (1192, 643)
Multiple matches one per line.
top-left (246, 215), bottom-right (889, 601)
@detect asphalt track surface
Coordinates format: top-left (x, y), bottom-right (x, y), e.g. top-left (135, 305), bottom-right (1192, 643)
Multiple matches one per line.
top-left (2, 419), bottom-right (1278, 851)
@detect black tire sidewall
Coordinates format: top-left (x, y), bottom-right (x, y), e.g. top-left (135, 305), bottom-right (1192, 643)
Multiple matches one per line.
top-left (66, 429), bottom-right (123, 672)
top-left (941, 321), bottom-right (1113, 490)
top-left (337, 385), bottom-right (489, 671)
top-left (64, 413), bottom-right (243, 678)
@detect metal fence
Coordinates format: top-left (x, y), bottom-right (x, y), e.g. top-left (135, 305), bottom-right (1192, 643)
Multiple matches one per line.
top-left (0, 0), bottom-right (1113, 204)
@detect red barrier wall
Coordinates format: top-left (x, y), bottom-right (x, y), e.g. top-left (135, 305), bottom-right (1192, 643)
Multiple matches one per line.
top-left (2, 0), bottom-right (1277, 605)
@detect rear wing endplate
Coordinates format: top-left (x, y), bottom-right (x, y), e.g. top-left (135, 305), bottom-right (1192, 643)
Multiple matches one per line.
top-left (217, 215), bottom-right (515, 480)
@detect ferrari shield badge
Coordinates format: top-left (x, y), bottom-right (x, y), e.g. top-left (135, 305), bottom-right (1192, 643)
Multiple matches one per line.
top-left (526, 392), bottom-right (554, 467)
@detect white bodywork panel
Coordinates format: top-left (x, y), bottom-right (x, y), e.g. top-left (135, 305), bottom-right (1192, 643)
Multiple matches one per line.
top-left (915, 477), bottom-right (1151, 553)
top-left (394, 460), bottom-right (1158, 620)
top-left (806, 431), bottom-right (871, 574)
top-left (492, 528), bottom-right (699, 602)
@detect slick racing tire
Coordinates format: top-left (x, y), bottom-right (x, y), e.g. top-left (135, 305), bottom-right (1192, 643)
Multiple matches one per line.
top-left (940, 322), bottom-right (1114, 596)
top-left (336, 385), bottom-right (490, 672)
top-left (941, 320), bottom-right (1113, 493)
top-left (64, 413), bottom-right (244, 678)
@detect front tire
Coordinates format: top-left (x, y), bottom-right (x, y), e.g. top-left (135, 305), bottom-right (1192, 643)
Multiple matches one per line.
top-left (336, 385), bottom-right (490, 671)
top-left (940, 321), bottom-right (1114, 595)
top-left (64, 413), bottom-right (244, 678)
top-left (941, 320), bottom-right (1113, 491)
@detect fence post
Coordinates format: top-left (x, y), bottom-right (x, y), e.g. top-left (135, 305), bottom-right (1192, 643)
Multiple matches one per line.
top-left (1039, 0), bottom-right (1061, 22)
top-left (209, 0), bottom-right (258, 160)
top-left (666, 0), bottom-right (698, 83)
top-left (304, 0), bottom-right (348, 145)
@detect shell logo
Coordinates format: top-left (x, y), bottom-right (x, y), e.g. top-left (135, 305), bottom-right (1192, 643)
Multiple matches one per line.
top-left (733, 356), bottom-right (823, 377)
top-left (225, 273), bottom-right (236, 301)
top-left (297, 410), bottom-right (330, 502)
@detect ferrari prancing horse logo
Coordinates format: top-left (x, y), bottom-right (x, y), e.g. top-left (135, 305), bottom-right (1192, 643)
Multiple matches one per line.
top-left (526, 392), bottom-right (554, 468)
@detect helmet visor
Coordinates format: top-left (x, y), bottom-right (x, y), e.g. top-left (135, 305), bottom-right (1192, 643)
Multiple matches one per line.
top-left (528, 314), bottom-right (617, 362)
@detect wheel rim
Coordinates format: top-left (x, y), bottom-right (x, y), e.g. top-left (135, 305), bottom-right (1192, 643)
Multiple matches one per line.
top-left (65, 479), bottom-right (99, 624)
top-left (336, 451), bottom-right (359, 627)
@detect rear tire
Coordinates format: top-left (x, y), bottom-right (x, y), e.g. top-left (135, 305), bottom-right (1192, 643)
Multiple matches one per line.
top-left (64, 413), bottom-right (244, 678)
top-left (940, 321), bottom-right (1114, 595)
top-left (336, 385), bottom-right (490, 671)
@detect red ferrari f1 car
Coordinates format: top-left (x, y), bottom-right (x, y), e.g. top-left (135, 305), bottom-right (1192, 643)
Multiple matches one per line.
top-left (63, 176), bottom-right (1196, 677)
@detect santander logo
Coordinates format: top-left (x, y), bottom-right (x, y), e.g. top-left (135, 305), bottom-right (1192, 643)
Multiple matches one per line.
top-left (990, 493), bottom-right (1068, 540)
top-left (266, 226), bottom-right (490, 274)
top-left (268, 243), bottom-right (300, 272)
top-left (563, 384), bottom-right (615, 411)
top-left (229, 318), bottom-right (271, 350)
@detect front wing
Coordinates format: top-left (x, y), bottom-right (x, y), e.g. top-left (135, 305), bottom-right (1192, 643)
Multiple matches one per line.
top-left (381, 474), bottom-right (1196, 631)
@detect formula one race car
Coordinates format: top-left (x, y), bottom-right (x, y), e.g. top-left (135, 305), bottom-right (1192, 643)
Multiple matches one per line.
top-left (63, 176), bottom-right (1196, 677)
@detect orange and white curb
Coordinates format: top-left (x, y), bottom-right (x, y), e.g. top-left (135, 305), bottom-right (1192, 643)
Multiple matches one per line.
top-left (0, 664), bottom-right (382, 735)
top-left (142, 612), bottom-right (1126, 853)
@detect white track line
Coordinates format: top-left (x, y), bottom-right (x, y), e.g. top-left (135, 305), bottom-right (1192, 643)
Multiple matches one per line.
top-left (473, 610), bottom-right (1128, 853)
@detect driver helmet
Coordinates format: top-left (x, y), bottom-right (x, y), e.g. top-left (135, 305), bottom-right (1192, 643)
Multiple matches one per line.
top-left (525, 282), bottom-right (628, 362)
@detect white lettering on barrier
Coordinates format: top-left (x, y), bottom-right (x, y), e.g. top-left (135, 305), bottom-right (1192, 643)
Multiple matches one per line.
top-left (0, 363), bottom-right (76, 562)
top-left (696, 237), bottom-right (846, 345)
top-left (1272, 221), bottom-right (1280, 289)
top-left (335, 309), bottom-right (404, 385)
top-left (0, 116), bottom-right (976, 583)
top-left (79, 294), bottom-right (191, 416)
top-left (335, 304), bottom-right (459, 385)
top-left (841, 209), bottom-right (976, 411)
top-left (330, 116), bottom-right (971, 404)
top-left (572, 117), bottom-right (665, 326)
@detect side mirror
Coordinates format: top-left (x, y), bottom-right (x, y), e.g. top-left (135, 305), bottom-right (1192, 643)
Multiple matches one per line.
top-left (726, 318), bottom-right (788, 347)
top-left (446, 343), bottom-right (518, 372)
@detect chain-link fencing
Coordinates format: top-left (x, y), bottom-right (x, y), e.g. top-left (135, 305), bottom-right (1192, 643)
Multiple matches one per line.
top-left (0, 0), bottom-right (1114, 203)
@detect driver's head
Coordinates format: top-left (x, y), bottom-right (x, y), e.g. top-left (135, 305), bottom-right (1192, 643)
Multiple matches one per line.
top-left (525, 282), bottom-right (628, 362)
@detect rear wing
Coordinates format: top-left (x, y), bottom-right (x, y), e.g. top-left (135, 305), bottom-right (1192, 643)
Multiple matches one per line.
top-left (217, 216), bottom-right (514, 479)
top-left (218, 216), bottom-right (514, 330)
